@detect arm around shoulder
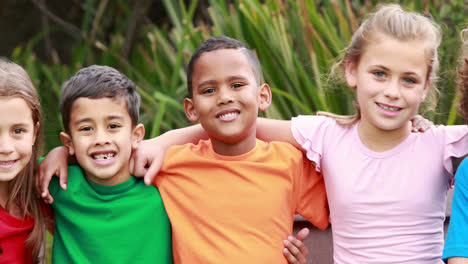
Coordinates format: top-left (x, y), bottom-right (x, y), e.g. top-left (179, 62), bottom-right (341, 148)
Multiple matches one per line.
top-left (256, 117), bottom-right (301, 149)
top-left (129, 124), bottom-right (208, 184)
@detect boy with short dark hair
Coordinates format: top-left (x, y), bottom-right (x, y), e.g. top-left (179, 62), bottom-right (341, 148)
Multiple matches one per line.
top-left (49, 65), bottom-right (172, 263)
top-left (150, 36), bottom-right (328, 263)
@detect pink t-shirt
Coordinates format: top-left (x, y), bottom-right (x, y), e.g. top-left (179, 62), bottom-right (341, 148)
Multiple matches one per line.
top-left (292, 115), bottom-right (468, 264)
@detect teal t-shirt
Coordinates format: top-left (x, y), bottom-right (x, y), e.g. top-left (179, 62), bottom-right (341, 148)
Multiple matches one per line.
top-left (49, 165), bottom-right (172, 263)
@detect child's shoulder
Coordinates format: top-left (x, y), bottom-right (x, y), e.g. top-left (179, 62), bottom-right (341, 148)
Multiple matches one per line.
top-left (256, 140), bottom-right (305, 161)
top-left (258, 139), bottom-right (300, 152)
top-left (292, 114), bottom-right (353, 134)
top-left (49, 164), bottom-right (85, 197)
top-left (415, 124), bottom-right (468, 141)
top-left (166, 139), bottom-right (210, 156)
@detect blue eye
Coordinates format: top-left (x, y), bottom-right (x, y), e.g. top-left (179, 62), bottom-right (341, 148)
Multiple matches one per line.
top-left (232, 83), bottom-right (243, 89)
top-left (373, 71), bottom-right (386, 78)
top-left (403, 77), bottom-right (416, 84)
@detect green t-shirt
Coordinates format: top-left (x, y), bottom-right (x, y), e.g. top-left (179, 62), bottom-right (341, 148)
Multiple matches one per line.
top-left (49, 165), bottom-right (172, 263)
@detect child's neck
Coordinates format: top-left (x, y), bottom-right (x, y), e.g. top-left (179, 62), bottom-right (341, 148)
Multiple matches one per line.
top-left (0, 181), bottom-right (21, 217)
top-left (210, 134), bottom-right (257, 156)
top-left (358, 119), bottom-right (411, 152)
top-left (84, 170), bottom-right (132, 186)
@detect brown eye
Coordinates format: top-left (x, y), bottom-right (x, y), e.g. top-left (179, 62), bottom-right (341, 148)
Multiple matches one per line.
top-left (202, 88), bottom-right (215, 94)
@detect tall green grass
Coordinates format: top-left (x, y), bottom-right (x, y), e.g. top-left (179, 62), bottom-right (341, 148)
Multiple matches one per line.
top-left (11, 0), bottom-right (468, 153)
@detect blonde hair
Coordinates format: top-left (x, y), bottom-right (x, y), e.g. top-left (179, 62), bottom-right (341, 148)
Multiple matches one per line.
top-left (320, 4), bottom-right (441, 125)
top-left (458, 28), bottom-right (468, 122)
top-left (0, 59), bottom-right (46, 262)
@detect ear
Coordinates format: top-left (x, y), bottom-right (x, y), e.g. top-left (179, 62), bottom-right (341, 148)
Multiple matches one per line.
top-left (258, 84), bottom-right (272, 112)
top-left (60, 132), bottom-right (75, 156)
top-left (131, 124), bottom-right (145, 150)
top-left (184, 98), bottom-right (199, 123)
top-left (33, 122), bottom-right (40, 145)
top-left (345, 60), bottom-right (358, 88)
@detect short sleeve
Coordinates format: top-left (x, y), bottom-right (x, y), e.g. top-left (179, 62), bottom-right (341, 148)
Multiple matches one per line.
top-left (295, 154), bottom-right (329, 230)
top-left (291, 115), bottom-right (333, 172)
top-left (442, 158), bottom-right (468, 261)
top-left (440, 125), bottom-right (468, 182)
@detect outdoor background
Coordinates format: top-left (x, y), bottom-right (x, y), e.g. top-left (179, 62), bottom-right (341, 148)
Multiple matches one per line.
top-left (0, 1), bottom-right (466, 263)
top-left (1, 0), bottom-right (467, 154)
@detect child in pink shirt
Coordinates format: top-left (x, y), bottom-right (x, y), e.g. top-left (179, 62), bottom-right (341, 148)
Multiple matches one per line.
top-left (259, 5), bottom-right (468, 263)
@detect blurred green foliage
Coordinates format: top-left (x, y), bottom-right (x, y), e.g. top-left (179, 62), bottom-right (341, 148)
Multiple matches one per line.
top-left (11, 0), bottom-right (468, 153)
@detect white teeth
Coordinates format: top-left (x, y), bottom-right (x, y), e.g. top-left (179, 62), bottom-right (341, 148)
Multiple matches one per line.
top-left (93, 153), bottom-right (115, 160)
top-left (218, 112), bottom-right (238, 119)
top-left (378, 104), bottom-right (399, 111)
top-left (0, 160), bottom-right (14, 165)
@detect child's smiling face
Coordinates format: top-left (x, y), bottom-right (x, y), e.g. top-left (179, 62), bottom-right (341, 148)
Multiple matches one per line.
top-left (0, 97), bottom-right (37, 184)
top-left (346, 33), bottom-right (430, 136)
top-left (61, 97), bottom-right (144, 186)
top-left (184, 48), bottom-right (271, 156)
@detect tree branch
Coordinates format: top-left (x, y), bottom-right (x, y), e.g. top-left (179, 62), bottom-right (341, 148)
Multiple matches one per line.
top-left (121, 0), bottom-right (153, 59)
top-left (31, 0), bottom-right (85, 40)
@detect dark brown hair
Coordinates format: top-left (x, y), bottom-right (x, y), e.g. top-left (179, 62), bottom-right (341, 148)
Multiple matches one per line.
top-left (59, 65), bottom-right (140, 133)
top-left (186, 36), bottom-right (261, 98)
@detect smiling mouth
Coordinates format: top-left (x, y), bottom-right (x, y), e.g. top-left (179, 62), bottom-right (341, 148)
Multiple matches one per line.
top-left (376, 103), bottom-right (401, 112)
top-left (0, 160), bottom-right (16, 165)
top-left (217, 112), bottom-right (239, 119)
top-left (92, 153), bottom-right (115, 160)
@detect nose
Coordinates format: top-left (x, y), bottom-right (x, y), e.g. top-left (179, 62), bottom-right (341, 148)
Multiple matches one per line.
top-left (383, 79), bottom-right (400, 100)
top-left (93, 128), bottom-right (110, 146)
top-left (217, 88), bottom-right (234, 105)
top-left (0, 134), bottom-right (14, 155)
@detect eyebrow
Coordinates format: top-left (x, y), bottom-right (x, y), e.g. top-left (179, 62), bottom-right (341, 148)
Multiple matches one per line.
top-left (12, 122), bottom-right (32, 127)
top-left (196, 75), bottom-right (249, 90)
top-left (74, 115), bottom-right (125, 125)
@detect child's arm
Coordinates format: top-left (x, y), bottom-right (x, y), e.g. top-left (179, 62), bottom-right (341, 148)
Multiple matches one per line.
top-left (256, 118), bottom-right (302, 149)
top-left (130, 124), bottom-right (208, 184)
top-left (448, 258), bottom-right (468, 263)
top-left (130, 115), bottom-right (430, 184)
top-left (283, 228), bottom-right (310, 264)
top-left (37, 146), bottom-right (69, 204)
top-left (256, 115), bottom-right (431, 147)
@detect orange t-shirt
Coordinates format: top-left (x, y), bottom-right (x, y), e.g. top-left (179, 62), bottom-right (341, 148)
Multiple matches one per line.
top-left (155, 139), bottom-right (328, 264)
